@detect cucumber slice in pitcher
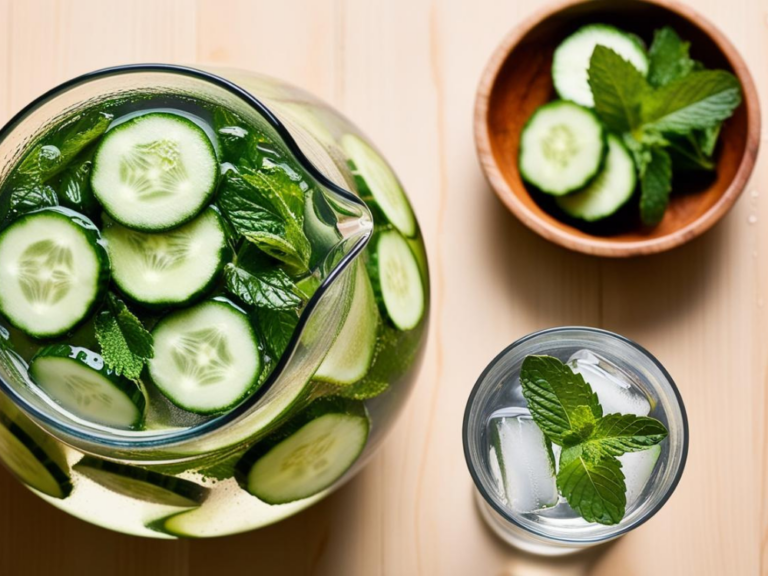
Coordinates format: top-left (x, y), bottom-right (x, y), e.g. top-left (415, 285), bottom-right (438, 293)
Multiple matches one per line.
top-left (313, 262), bottom-right (378, 386)
top-left (235, 397), bottom-right (369, 504)
top-left (519, 101), bottom-right (606, 196)
top-left (0, 208), bottom-right (109, 339)
top-left (370, 231), bottom-right (426, 331)
top-left (148, 299), bottom-right (262, 414)
top-left (103, 208), bottom-right (230, 308)
top-left (73, 456), bottom-right (208, 507)
top-left (341, 133), bottom-right (417, 237)
top-left (29, 345), bottom-right (145, 429)
top-left (91, 112), bottom-right (218, 231)
top-left (0, 418), bottom-right (72, 499)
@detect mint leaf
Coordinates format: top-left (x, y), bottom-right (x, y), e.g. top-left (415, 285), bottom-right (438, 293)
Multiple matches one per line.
top-left (667, 134), bottom-right (715, 172)
top-left (557, 444), bottom-right (626, 525)
top-left (3, 183), bottom-right (58, 223)
top-left (589, 413), bottom-right (668, 456)
top-left (648, 27), bottom-right (697, 87)
top-left (256, 307), bottom-right (300, 360)
top-left (223, 262), bottom-right (302, 310)
top-left (95, 294), bottom-right (153, 380)
top-left (561, 404), bottom-right (598, 446)
top-left (17, 111), bottom-right (112, 182)
top-left (697, 123), bottom-right (721, 157)
top-left (56, 148), bottom-right (98, 216)
top-left (519, 355), bottom-right (602, 445)
top-left (588, 45), bottom-right (648, 133)
top-left (218, 171), bottom-right (311, 274)
top-left (640, 147), bottom-right (672, 226)
top-left (642, 70), bottom-right (742, 133)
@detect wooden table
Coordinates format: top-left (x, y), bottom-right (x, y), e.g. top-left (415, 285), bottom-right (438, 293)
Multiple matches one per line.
top-left (0, 0), bottom-right (765, 574)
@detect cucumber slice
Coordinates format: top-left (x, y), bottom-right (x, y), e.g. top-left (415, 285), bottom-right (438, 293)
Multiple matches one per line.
top-left (519, 101), bottom-right (606, 196)
top-left (29, 345), bottom-right (145, 429)
top-left (91, 112), bottom-right (218, 232)
top-left (556, 134), bottom-right (637, 221)
top-left (103, 208), bottom-right (230, 307)
top-left (149, 299), bottom-right (262, 414)
top-left (0, 208), bottom-right (109, 338)
top-left (341, 134), bottom-right (417, 237)
top-left (235, 397), bottom-right (369, 504)
top-left (313, 262), bottom-right (378, 386)
top-left (553, 24), bottom-right (649, 107)
top-left (73, 456), bottom-right (207, 507)
top-left (0, 418), bottom-right (72, 498)
top-left (371, 231), bottom-right (426, 331)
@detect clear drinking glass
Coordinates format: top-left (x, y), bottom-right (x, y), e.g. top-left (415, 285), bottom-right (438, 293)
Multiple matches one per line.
top-left (0, 65), bottom-right (429, 537)
top-left (463, 327), bottom-right (688, 556)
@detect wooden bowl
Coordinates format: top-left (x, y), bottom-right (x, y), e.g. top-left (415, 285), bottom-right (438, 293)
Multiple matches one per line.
top-left (475, 0), bottom-right (761, 257)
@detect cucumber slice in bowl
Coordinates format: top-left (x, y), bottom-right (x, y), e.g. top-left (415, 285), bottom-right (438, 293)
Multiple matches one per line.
top-left (103, 208), bottom-right (230, 308)
top-left (341, 133), bottom-right (417, 238)
top-left (73, 456), bottom-right (207, 507)
top-left (0, 418), bottom-right (72, 498)
top-left (0, 208), bottom-right (109, 339)
top-left (29, 345), bottom-right (145, 429)
top-left (235, 397), bottom-right (369, 504)
top-left (149, 299), bottom-right (262, 415)
top-left (91, 112), bottom-right (218, 232)
top-left (370, 230), bottom-right (426, 331)
top-left (556, 134), bottom-right (637, 221)
top-left (553, 24), bottom-right (649, 107)
top-left (519, 101), bottom-right (606, 196)
top-left (313, 262), bottom-right (378, 386)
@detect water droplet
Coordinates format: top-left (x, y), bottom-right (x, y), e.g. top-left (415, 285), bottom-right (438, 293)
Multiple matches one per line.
top-left (748, 214), bottom-right (758, 225)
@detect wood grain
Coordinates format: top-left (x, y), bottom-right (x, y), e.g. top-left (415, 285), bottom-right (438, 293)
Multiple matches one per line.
top-left (0, 0), bottom-right (766, 574)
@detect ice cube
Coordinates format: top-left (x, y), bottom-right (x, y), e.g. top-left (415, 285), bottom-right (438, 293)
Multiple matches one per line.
top-left (568, 350), bottom-right (651, 416)
top-left (489, 410), bottom-right (558, 513)
top-left (619, 444), bottom-right (661, 508)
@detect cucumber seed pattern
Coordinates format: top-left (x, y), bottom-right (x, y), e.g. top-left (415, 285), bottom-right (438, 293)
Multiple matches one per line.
top-left (62, 375), bottom-right (114, 409)
top-left (119, 140), bottom-right (188, 201)
top-left (18, 240), bottom-right (74, 306)
top-left (282, 433), bottom-right (335, 473)
top-left (542, 125), bottom-right (579, 169)
top-left (125, 229), bottom-right (191, 272)
top-left (171, 328), bottom-right (233, 386)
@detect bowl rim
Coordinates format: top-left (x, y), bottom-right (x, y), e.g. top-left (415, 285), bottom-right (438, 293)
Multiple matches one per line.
top-left (474, 0), bottom-right (762, 257)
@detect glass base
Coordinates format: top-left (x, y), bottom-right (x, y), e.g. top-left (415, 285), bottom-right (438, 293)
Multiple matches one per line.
top-left (475, 491), bottom-right (603, 556)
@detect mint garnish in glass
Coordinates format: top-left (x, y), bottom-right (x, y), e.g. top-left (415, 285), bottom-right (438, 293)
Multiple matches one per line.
top-left (519, 355), bottom-right (668, 526)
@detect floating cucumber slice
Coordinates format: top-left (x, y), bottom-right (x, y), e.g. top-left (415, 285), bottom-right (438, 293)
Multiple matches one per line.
top-left (519, 101), bottom-right (606, 196)
top-left (73, 456), bottom-right (208, 507)
top-left (29, 345), bottom-right (145, 429)
top-left (370, 231), bottom-right (426, 331)
top-left (0, 418), bottom-right (72, 498)
top-left (552, 24), bottom-right (649, 107)
top-left (313, 262), bottom-right (378, 386)
top-left (556, 134), bottom-right (637, 221)
top-left (341, 133), bottom-right (417, 237)
top-left (149, 299), bottom-right (262, 414)
top-left (103, 208), bottom-right (230, 307)
top-left (91, 112), bottom-right (218, 231)
top-left (235, 397), bottom-right (369, 504)
top-left (0, 208), bottom-right (109, 338)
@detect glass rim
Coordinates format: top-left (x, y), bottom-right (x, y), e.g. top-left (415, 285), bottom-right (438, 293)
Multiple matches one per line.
top-left (0, 64), bottom-right (371, 449)
top-left (462, 326), bottom-right (689, 545)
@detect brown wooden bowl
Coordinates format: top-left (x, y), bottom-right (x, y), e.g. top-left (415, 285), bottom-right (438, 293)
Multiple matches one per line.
top-left (475, 0), bottom-right (761, 257)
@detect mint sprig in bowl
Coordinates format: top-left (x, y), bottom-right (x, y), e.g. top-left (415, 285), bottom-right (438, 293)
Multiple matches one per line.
top-left (475, 0), bottom-right (760, 257)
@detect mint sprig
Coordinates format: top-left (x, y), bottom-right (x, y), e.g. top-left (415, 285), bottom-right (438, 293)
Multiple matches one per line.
top-left (94, 294), bottom-right (153, 381)
top-left (520, 355), bottom-right (669, 526)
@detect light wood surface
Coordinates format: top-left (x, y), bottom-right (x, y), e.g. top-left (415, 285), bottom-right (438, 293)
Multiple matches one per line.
top-left (0, 0), bottom-right (766, 574)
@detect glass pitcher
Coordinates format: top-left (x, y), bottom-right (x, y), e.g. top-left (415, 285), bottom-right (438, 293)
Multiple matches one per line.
top-left (0, 65), bottom-right (429, 537)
